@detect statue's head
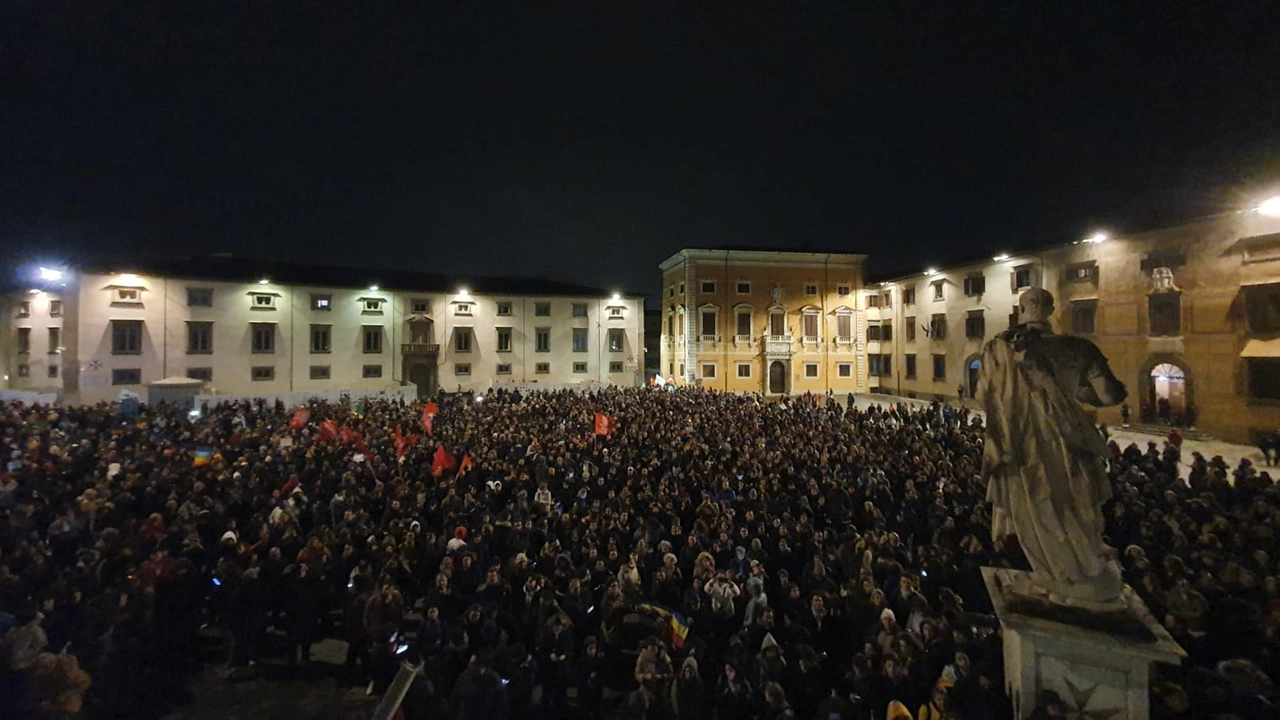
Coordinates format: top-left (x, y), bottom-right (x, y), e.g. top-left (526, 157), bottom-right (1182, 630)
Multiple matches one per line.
top-left (1018, 288), bottom-right (1055, 325)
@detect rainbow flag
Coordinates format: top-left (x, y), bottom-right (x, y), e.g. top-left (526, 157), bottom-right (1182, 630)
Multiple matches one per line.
top-left (192, 447), bottom-right (214, 467)
top-left (634, 602), bottom-right (691, 649)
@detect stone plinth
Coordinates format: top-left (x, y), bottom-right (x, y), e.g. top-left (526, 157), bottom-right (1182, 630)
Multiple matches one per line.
top-left (983, 568), bottom-right (1186, 720)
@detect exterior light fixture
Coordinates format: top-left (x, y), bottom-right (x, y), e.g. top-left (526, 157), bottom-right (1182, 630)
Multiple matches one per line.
top-left (258, 278), bottom-right (270, 285)
top-left (611, 292), bottom-right (621, 301)
top-left (1083, 232), bottom-right (1108, 244)
top-left (993, 254), bottom-right (1010, 262)
top-left (458, 287), bottom-right (469, 296)
top-left (1258, 196), bottom-right (1280, 217)
top-left (924, 268), bottom-right (938, 277)
top-left (38, 267), bottom-right (63, 281)
top-left (369, 285), bottom-right (379, 292)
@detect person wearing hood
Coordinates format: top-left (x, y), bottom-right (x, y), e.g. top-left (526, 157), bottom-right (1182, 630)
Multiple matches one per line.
top-left (714, 661), bottom-right (755, 720)
top-left (671, 655), bottom-right (706, 720)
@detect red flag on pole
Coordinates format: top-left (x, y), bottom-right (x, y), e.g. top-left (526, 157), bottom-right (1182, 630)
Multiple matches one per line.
top-left (395, 426), bottom-right (409, 459)
top-left (432, 444), bottom-right (458, 477)
top-left (289, 407), bottom-right (311, 430)
top-left (594, 412), bottom-right (613, 436)
top-left (456, 453), bottom-right (474, 479)
top-left (318, 419), bottom-right (338, 443)
top-left (340, 426), bottom-right (354, 446)
top-left (422, 402), bottom-right (438, 436)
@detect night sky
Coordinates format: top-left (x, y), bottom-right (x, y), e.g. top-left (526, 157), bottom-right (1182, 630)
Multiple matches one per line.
top-left (4, 3), bottom-right (1280, 297)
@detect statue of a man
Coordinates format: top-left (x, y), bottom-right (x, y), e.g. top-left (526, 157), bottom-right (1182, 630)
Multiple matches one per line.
top-left (979, 288), bottom-right (1128, 607)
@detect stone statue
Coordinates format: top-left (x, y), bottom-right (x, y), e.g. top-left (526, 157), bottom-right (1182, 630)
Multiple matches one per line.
top-left (979, 288), bottom-right (1128, 608)
top-left (771, 285), bottom-right (784, 306)
top-left (1151, 266), bottom-right (1180, 293)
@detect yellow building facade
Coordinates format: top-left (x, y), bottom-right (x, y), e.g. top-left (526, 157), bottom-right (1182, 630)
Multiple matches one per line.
top-left (657, 250), bottom-right (869, 395)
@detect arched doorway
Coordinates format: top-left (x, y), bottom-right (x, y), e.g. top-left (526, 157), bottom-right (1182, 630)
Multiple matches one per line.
top-left (1149, 362), bottom-right (1187, 425)
top-left (408, 363), bottom-right (437, 399)
top-left (768, 361), bottom-right (787, 395)
top-left (966, 357), bottom-right (981, 399)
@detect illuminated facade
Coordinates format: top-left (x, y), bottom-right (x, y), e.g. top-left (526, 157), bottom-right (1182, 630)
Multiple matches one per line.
top-left (1, 259), bottom-right (644, 403)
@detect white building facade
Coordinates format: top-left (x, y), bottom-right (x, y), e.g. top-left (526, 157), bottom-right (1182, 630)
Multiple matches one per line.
top-left (1, 261), bottom-right (644, 404)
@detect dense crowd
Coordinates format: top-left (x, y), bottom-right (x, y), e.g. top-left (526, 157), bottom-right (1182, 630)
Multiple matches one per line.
top-left (0, 387), bottom-right (1277, 720)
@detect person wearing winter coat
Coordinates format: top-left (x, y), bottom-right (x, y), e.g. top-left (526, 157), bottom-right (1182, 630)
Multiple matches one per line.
top-left (670, 656), bottom-right (706, 720)
top-left (713, 662), bottom-right (754, 720)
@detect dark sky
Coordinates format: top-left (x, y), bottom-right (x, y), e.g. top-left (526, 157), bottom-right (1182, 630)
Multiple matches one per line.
top-left (4, 3), bottom-right (1280, 296)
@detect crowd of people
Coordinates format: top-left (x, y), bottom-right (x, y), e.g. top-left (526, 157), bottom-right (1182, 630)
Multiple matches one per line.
top-left (0, 386), bottom-right (1277, 719)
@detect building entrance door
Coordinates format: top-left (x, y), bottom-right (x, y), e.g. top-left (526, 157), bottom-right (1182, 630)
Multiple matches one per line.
top-left (967, 358), bottom-right (981, 399)
top-left (768, 360), bottom-right (787, 395)
top-left (1149, 362), bottom-right (1187, 424)
top-left (408, 363), bottom-right (437, 399)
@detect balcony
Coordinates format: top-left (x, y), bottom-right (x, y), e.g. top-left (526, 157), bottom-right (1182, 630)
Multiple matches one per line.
top-left (401, 343), bottom-right (440, 356)
top-left (765, 335), bottom-right (793, 356)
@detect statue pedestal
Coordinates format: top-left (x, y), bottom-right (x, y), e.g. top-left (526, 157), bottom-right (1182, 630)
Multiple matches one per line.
top-left (983, 568), bottom-right (1185, 720)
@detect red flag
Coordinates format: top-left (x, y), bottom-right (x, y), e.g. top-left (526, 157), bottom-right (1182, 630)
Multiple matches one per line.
top-left (318, 419), bottom-right (338, 443)
top-left (289, 407), bottom-right (311, 430)
top-left (432, 444), bottom-right (457, 477)
top-left (425, 401), bottom-right (438, 417)
top-left (339, 426), bottom-right (355, 446)
top-left (594, 412), bottom-right (613, 436)
top-left (456, 453), bottom-right (474, 479)
top-left (395, 426), bottom-right (409, 459)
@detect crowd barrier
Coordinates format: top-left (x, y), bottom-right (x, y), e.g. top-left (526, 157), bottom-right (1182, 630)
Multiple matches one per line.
top-left (0, 390), bottom-right (61, 406)
top-left (194, 385), bottom-right (418, 410)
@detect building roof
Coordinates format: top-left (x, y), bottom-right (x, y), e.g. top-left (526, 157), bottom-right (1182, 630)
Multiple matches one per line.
top-left (71, 254), bottom-right (631, 298)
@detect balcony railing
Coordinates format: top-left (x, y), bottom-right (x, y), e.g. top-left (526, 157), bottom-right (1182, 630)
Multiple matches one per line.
top-left (401, 343), bottom-right (440, 355)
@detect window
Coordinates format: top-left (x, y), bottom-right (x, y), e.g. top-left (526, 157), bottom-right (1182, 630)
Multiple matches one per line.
top-left (869, 354), bottom-right (892, 376)
top-left (111, 320), bottom-right (143, 355)
top-left (573, 328), bottom-right (589, 352)
top-left (932, 281), bottom-right (945, 301)
top-left (47, 327), bottom-right (60, 354)
top-left (187, 367), bottom-right (212, 382)
top-left (251, 366), bottom-right (275, 382)
top-left (932, 354), bottom-right (947, 381)
top-left (18, 301), bottom-right (31, 317)
top-left (363, 326), bottom-right (383, 353)
top-left (668, 286), bottom-right (675, 299)
top-left (251, 293), bottom-right (275, 309)
top-left (1013, 265), bottom-right (1033, 291)
top-left (573, 303), bottom-right (588, 317)
top-left (701, 362), bottom-right (716, 378)
top-left (837, 284), bottom-right (851, 296)
top-left (48, 300), bottom-right (62, 317)
top-left (1065, 263), bottom-right (1097, 282)
top-left (251, 323), bottom-right (275, 353)
top-left (769, 311), bottom-right (786, 336)
top-left (700, 280), bottom-right (716, 295)
top-left (535, 362), bottom-right (550, 374)
top-left (964, 275), bottom-right (986, 296)
top-left (363, 298), bottom-right (384, 313)
top-left (905, 354), bottom-right (918, 379)
top-left (455, 363), bottom-right (472, 376)
top-left (1072, 301), bottom-right (1097, 334)
top-left (535, 328), bottom-right (551, 352)
top-left (496, 301), bottom-right (512, 316)
top-left (837, 363), bottom-right (852, 378)
top-left (906, 318), bottom-right (917, 342)
top-left (667, 314), bottom-right (675, 337)
top-left (608, 328), bottom-right (625, 352)
top-left (804, 283), bottom-right (818, 296)
top-left (866, 294), bottom-right (882, 308)
top-left (736, 311), bottom-right (753, 337)
top-left (454, 302), bottom-right (473, 316)
top-left (1149, 293), bottom-right (1181, 336)
top-left (700, 309), bottom-right (717, 338)
top-left (1009, 305), bottom-right (1020, 329)
top-left (411, 298), bottom-right (430, 313)
top-left (535, 302), bottom-right (551, 317)
top-left (16, 328), bottom-right (30, 354)
top-left (573, 362), bottom-right (588, 373)
top-left (929, 314), bottom-right (947, 340)
top-left (454, 328), bottom-right (472, 353)
top-left (904, 287), bottom-right (916, 305)
top-left (311, 294), bottom-right (332, 311)
top-left (867, 324), bottom-right (882, 342)
top-left (497, 327), bottom-right (513, 352)
top-left (1248, 359), bottom-right (1280, 400)
top-left (112, 368), bottom-right (141, 385)
top-left (1245, 284), bottom-right (1280, 332)
top-left (678, 283), bottom-right (684, 295)
top-left (311, 324), bottom-right (331, 353)
top-left (186, 321), bottom-right (212, 354)
top-left (737, 363), bottom-right (752, 378)
top-left (609, 306), bottom-right (624, 318)
top-left (362, 364), bottom-right (383, 378)
top-left (802, 313), bottom-right (819, 340)
top-left (736, 281), bottom-right (751, 295)
top-left (965, 311), bottom-right (985, 339)
top-left (16, 364), bottom-right (28, 378)
top-left (880, 291), bottom-right (892, 309)
top-left (187, 288), bottom-right (213, 307)
top-left (496, 363), bottom-right (512, 375)
top-left (836, 313), bottom-right (852, 341)
top-left (310, 365), bottom-right (330, 380)
top-left (114, 288), bottom-right (141, 304)
top-left (882, 320), bottom-right (893, 341)
top-left (804, 362), bottom-right (819, 378)
top-left (609, 361), bottom-right (623, 373)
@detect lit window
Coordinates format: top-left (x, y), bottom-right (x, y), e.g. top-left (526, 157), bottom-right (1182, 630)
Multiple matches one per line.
top-left (608, 329), bottom-right (625, 352)
top-left (311, 294), bottom-right (332, 311)
top-left (17, 364), bottom-right (29, 378)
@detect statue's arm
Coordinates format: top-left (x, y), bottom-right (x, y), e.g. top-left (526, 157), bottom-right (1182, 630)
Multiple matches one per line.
top-left (1080, 354), bottom-right (1127, 408)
